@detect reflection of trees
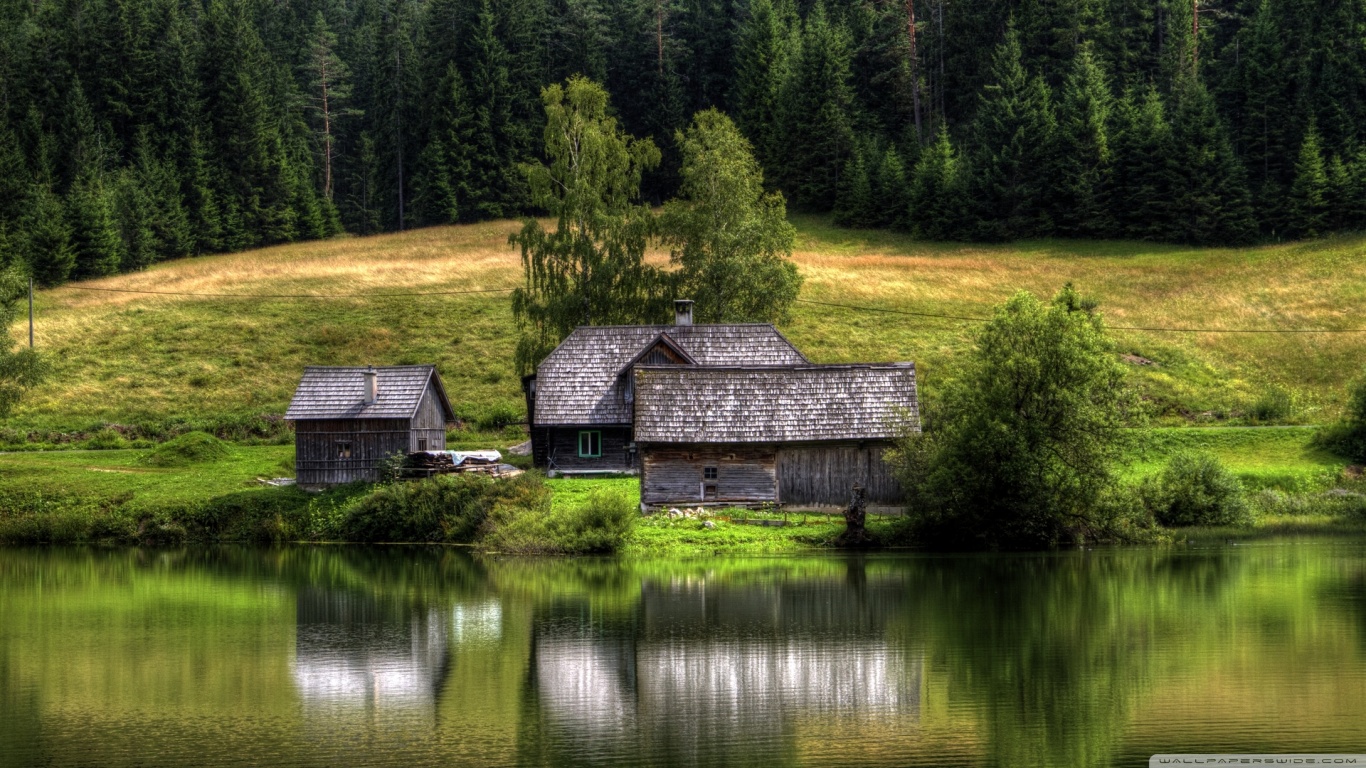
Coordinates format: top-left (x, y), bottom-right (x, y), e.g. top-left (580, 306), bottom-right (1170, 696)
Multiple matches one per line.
top-left (898, 551), bottom-right (1241, 768)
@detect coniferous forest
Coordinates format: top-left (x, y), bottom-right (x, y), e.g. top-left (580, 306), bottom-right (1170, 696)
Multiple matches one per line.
top-left (2, 0), bottom-right (1365, 286)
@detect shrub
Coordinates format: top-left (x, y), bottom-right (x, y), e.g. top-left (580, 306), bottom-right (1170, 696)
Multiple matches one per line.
top-left (474, 402), bottom-right (524, 432)
top-left (1247, 386), bottom-right (1295, 423)
top-left (480, 488), bottom-right (636, 555)
top-left (140, 431), bottom-right (230, 467)
top-left (1317, 372), bottom-right (1366, 462)
top-left (86, 428), bottom-right (128, 450)
top-left (1142, 453), bottom-right (1251, 527)
top-left (341, 473), bottom-right (549, 543)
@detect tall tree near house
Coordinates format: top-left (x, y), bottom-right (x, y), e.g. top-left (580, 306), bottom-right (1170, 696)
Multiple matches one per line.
top-left (660, 110), bottom-right (801, 323)
top-left (510, 76), bottom-right (663, 374)
top-left (303, 11), bottom-right (353, 204)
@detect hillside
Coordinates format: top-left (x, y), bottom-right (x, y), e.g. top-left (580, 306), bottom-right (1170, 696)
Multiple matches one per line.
top-left (5, 216), bottom-right (1366, 439)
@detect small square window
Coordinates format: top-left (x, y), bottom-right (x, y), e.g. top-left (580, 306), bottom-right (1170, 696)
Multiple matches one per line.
top-left (703, 466), bottom-right (718, 480)
top-left (417, 438), bottom-right (428, 452)
top-left (336, 441), bottom-right (352, 459)
top-left (578, 430), bottom-right (602, 458)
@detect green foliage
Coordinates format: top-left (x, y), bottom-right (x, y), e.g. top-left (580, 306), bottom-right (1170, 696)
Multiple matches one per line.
top-left (1247, 386), bottom-right (1296, 424)
top-left (481, 486), bottom-right (635, 554)
top-left (139, 431), bottom-right (230, 467)
top-left (908, 124), bottom-right (967, 240)
top-left (1055, 43), bottom-right (1116, 237)
top-left (1318, 370), bottom-right (1366, 462)
top-left (1289, 120), bottom-right (1330, 239)
top-left (899, 285), bottom-right (1138, 549)
top-left (341, 472), bottom-right (549, 544)
top-left (660, 109), bottom-right (802, 324)
top-left (1141, 453), bottom-right (1251, 527)
top-left (86, 428), bottom-right (129, 450)
top-left (775, 2), bottom-right (855, 211)
top-left (510, 76), bottom-right (662, 373)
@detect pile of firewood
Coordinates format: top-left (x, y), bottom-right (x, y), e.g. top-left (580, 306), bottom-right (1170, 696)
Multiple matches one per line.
top-left (405, 452), bottom-right (455, 471)
top-left (402, 452), bottom-right (518, 477)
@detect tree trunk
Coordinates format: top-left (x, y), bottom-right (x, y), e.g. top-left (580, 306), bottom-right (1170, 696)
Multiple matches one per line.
top-left (907, 0), bottom-right (922, 143)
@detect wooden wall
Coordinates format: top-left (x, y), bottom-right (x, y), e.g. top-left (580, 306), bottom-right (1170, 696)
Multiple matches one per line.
top-left (537, 426), bottom-right (635, 472)
top-left (639, 441), bottom-right (903, 507)
top-left (411, 388), bottom-right (447, 452)
top-left (295, 418), bottom-right (412, 486)
top-left (777, 443), bottom-right (902, 506)
top-left (641, 445), bottom-right (777, 505)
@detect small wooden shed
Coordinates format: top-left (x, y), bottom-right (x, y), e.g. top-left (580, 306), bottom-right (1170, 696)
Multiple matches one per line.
top-left (286, 365), bottom-right (456, 489)
top-left (632, 364), bottom-right (919, 509)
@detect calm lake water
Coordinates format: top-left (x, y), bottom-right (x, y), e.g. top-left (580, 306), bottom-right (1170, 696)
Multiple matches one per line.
top-left (2, 543), bottom-right (1365, 767)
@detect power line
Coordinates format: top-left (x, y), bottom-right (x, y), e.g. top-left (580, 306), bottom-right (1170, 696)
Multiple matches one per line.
top-left (62, 284), bottom-right (516, 296)
top-left (794, 297), bottom-right (1366, 334)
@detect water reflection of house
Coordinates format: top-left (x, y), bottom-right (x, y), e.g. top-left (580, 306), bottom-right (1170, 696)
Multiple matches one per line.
top-left (529, 572), bottom-right (921, 763)
top-left (291, 588), bottom-right (452, 715)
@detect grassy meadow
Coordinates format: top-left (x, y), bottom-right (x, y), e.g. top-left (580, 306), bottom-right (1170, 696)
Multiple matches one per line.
top-left (5, 215), bottom-right (1366, 439)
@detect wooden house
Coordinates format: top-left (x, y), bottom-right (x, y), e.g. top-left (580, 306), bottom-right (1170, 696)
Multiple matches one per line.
top-left (632, 364), bottom-right (919, 508)
top-left (286, 365), bottom-right (456, 488)
top-left (522, 300), bottom-right (809, 474)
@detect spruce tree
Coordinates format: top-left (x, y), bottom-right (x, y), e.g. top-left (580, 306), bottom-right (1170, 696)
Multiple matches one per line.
top-left (1288, 120), bottom-right (1329, 239)
top-left (908, 123), bottom-right (967, 240)
top-left (967, 20), bottom-right (1058, 241)
top-left (67, 173), bottom-right (124, 278)
top-left (413, 63), bottom-right (474, 226)
top-left (872, 144), bottom-right (909, 229)
top-left (1055, 43), bottom-right (1116, 238)
top-left (464, 0), bottom-right (529, 219)
top-left (24, 185), bottom-right (76, 286)
top-left (833, 142), bottom-right (874, 228)
top-left (1111, 86), bottom-right (1179, 241)
top-left (776, 2), bottom-right (855, 211)
top-left (732, 0), bottom-right (794, 171)
top-left (1167, 75), bottom-right (1256, 245)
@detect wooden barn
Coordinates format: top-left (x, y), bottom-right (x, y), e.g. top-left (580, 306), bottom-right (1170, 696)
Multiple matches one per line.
top-left (286, 365), bottom-right (456, 489)
top-left (632, 364), bottom-right (919, 509)
top-left (522, 300), bottom-right (809, 474)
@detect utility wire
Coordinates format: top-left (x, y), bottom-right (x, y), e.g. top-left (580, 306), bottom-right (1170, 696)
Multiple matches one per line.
top-left (62, 285), bottom-right (516, 299)
top-left (794, 298), bottom-right (1366, 334)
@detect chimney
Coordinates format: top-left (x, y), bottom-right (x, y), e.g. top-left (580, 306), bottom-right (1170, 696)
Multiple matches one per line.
top-left (674, 299), bottom-right (694, 326)
top-left (363, 366), bottom-right (378, 405)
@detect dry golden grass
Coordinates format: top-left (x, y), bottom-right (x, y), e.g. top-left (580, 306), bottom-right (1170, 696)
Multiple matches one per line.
top-left (5, 214), bottom-right (1365, 433)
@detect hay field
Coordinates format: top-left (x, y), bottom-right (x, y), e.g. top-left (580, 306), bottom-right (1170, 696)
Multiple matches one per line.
top-left (6, 215), bottom-right (1366, 433)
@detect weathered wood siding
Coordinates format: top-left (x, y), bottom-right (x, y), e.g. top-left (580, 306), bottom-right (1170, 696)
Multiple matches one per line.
top-left (640, 444), bottom-right (777, 505)
top-left (539, 426), bottom-right (635, 471)
top-left (410, 388), bottom-right (447, 452)
top-left (296, 418), bottom-right (411, 486)
top-left (777, 443), bottom-right (902, 506)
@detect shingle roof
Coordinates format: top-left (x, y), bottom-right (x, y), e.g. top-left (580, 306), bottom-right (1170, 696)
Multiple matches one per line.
top-left (285, 366), bottom-right (456, 421)
top-left (533, 325), bottom-right (809, 425)
top-left (632, 364), bottom-right (919, 443)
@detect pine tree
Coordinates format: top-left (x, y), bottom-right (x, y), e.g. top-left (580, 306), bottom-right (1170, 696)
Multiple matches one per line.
top-left (967, 20), bottom-right (1058, 241)
top-left (1226, 0), bottom-right (1293, 235)
top-left (731, 0), bottom-right (794, 172)
top-left (833, 141), bottom-right (874, 228)
top-left (67, 172), bottom-right (124, 278)
top-left (1111, 86), bottom-right (1178, 241)
top-left (464, 0), bottom-right (530, 219)
top-left (23, 184), bottom-right (75, 286)
top-left (872, 144), bottom-right (909, 229)
top-left (776, 2), bottom-right (855, 210)
top-left (1288, 119), bottom-right (1329, 239)
top-left (413, 63), bottom-right (473, 226)
top-left (303, 11), bottom-right (354, 206)
top-left (1167, 75), bottom-right (1256, 245)
top-left (1055, 43), bottom-right (1116, 238)
top-left (908, 122), bottom-right (966, 240)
